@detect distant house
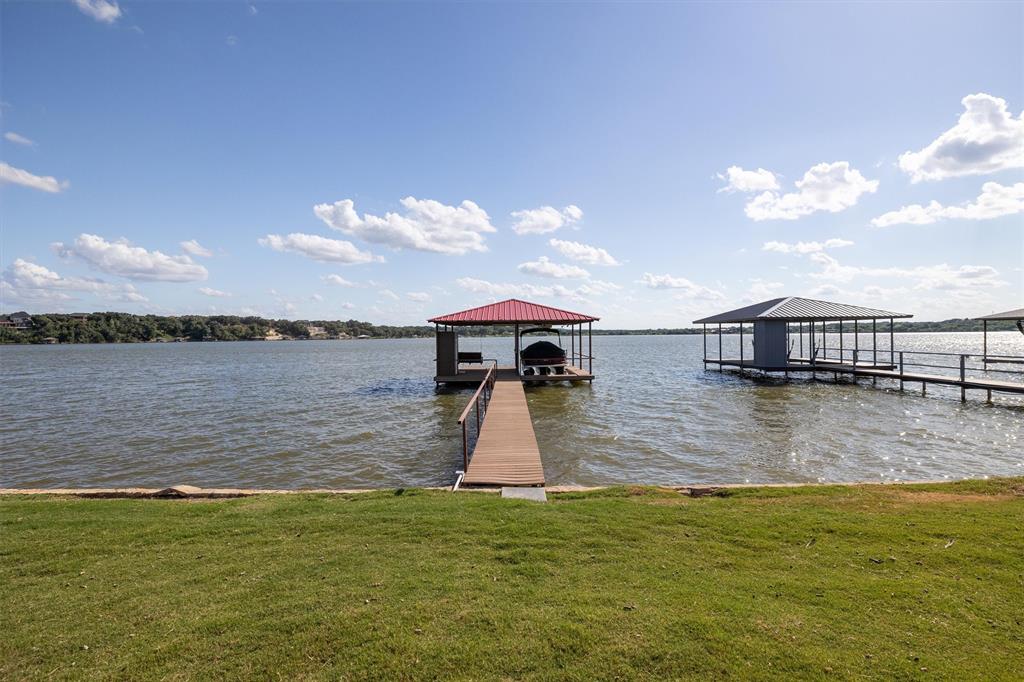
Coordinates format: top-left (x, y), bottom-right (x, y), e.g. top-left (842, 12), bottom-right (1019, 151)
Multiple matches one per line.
top-left (2, 311), bottom-right (33, 329)
top-left (307, 325), bottom-right (328, 339)
top-left (69, 313), bottom-right (90, 322)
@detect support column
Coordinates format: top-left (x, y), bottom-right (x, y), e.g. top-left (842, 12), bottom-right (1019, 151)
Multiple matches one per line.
top-left (739, 323), bottom-right (744, 366)
top-left (588, 322), bottom-right (592, 375)
top-left (889, 318), bottom-right (895, 367)
top-left (718, 323), bottom-right (723, 371)
top-left (514, 323), bottom-right (520, 375)
top-left (703, 323), bottom-right (707, 369)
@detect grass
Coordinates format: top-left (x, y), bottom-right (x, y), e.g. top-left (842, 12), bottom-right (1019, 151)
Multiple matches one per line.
top-left (2, 480), bottom-right (1023, 680)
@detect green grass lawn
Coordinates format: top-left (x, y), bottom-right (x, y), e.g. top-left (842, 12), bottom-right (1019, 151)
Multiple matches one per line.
top-left (2, 480), bottom-right (1023, 680)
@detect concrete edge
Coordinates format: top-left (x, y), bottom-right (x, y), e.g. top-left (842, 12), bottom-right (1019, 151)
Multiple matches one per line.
top-left (0, 479), bottom-right (961, 499)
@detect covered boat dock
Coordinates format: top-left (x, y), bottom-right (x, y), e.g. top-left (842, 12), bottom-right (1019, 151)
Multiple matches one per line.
top-left (429, 298), bottom-right (597, 384)
top-left (695, 296), bottom-right (1024, 402)
top-left (430, 299), bottom-right (599, 489)
top-left (976, 307), bottom-right (1024, 365)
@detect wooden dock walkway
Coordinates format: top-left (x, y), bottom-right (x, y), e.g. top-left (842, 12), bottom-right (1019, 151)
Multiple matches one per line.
top-left (462, 368), bottom-right (545, 487)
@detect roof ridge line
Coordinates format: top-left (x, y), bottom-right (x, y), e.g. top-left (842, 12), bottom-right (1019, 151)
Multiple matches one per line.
top-left (759, 296), bottom-right (792, 317)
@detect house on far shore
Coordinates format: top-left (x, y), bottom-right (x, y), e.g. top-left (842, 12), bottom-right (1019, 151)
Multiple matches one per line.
top-left (264, 329), bottom-right (286, 341)
top-left (0, 311), bottom-right (34, 329)
top-left (69, 313), bottom-right (90, 322)
top-left (307, 325), bottom-right (328, 339)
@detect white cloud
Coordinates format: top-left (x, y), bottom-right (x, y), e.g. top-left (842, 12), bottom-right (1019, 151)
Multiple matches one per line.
top-left (339, 302), bottom-right (355, 310)
top-left (4, 132), bottom-right (35, 147)
top-left (72, 0), bottom-right (122, 23)
top-left (0, 162), bottom-right (68, 193)
top-left (198, 287), bottom-right (232, 298)
top-left (762, 238), bottom-right (854, 254)
top-left (808, 252), bottom-right (1006, 292)
top-left (898, 93), bottom-right (1024, 183)
top-left (517, 256), bottom-right (590, 280)
top-left (2, 258), bottom-right (146, 302)
top-left (322, 274), bottom-right (356, 287)
top-left (310, 293), bottom-right (324, 302)
top-left (455, 276), bottom-right (617, 303)
top-left (379, 289), bottom-right (399, 300)
top-left (743, 162), bottom-right (878, 221)
top-left (548, 238), bottom-right (619, 266)
top-left (226, 35), bottom-right (239, 47)
top-left (259, 233), bottom-right (382, 265)
top-left (180, 239), bottom-right (213, 258)
top-left (248, 4), bottom-right (258, 15)
top-left (407, 291), bottom-right (431, 302)
top-left (716, 166), bottom-right (780, 193)
top-left (744, 279), bottom-right (785, 301)
top-left (314, 197), bottom-right (496, 255)
top-left (511, 205), bottom-right (583, 235)
top-left (53, 234), bottom-right (208, 282)
top-left (870, 182), bottom-right (1024, 227)
top-left (638, 273), bottom-right (724, 300)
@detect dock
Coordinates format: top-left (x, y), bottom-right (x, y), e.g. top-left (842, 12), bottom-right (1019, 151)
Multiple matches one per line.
top-left (696, 296), bottom-right (1024, 403)
top-left (461, 367), bottom-right (545, 487)
top-left (705, 358), bottom-right (1024, 399)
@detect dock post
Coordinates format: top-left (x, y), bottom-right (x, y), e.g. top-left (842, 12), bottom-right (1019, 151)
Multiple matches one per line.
top-left (899, 351), bottom-right (904, 391)
top-left (588, 322), bottom-right (592, 375)
top-left (987, 389), bottom-right (992, 403)
top-left (718, 324), bottom-right (723, 372)
top-left (702, 323), bottom-right (707, 369)
top-left (960, 355), bottom-right (966, 402)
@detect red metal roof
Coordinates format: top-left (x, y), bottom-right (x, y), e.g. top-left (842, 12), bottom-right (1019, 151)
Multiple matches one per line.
top-left (428, 298), bottom-right (599, 325)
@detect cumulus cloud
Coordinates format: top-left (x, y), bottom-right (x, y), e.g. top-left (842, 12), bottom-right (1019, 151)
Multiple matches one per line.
top-left (808, 252), bottom-right (1006, 292)
top-left (2, 258), bottom-right (146, 303)
top-left (379, 289), bottom-right (400, 300)
top-left (407, 291), bottom-right (431, 302)
top-left (743, 162), bottom-right (878, 221)
top-left (716, 166), bottom-right (780, 193)
top-left (0, 162), bottom-right (68, 193)
top-left (314, 197), bottom-right (495, 255)
top-left (870, 182), bottom-right (1024, 227)
top-left (548, 238), bottom-right (619, 266)
top-left (517, 256), bottom-right (590, 279)
top-left (511, 205), bottom-right (583, 235)
top-left (180, 239), bottom-right (213, 258)
top-left (72, 0), bottom-right (122, 23)
top-left (4, 132), bottom-right (35, 147)
top-left (762, 238), bottom-right (854, 254)
top-left (455, 277), bottom-right (618, 303)
top-left (259, 233), bottom-right (382, 265)
top-left (898, 93), bottom-right (1024, 183)
top-left (198, 287), bottom-right (232, 297)
top-left (637, 273), bottom-right (724, 300)
top-left (53, 234), bottom-right (208, 282)
top-left (322, 274), bottom-right (356, 287)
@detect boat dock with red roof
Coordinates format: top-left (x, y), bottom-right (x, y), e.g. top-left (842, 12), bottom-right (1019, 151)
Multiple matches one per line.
top-left (429, 299), bottom-right (598, 488)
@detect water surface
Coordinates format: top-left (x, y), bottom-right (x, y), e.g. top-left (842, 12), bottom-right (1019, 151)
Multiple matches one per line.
top-left (1, 333), bottom-right (1021, 488)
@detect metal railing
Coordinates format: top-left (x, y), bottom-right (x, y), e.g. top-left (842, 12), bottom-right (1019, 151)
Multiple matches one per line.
top-left (456, 362), bottom-right (497, 470)
top-left (804, 346), bottom-right (1024, 384)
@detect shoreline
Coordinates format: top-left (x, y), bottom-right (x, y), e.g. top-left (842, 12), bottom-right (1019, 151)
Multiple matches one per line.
top-left (0, 478), bottom-right (969, 499)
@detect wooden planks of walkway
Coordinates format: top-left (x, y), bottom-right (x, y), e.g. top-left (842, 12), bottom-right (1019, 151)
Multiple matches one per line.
top-left (462, 369), bottom-right (545, 487)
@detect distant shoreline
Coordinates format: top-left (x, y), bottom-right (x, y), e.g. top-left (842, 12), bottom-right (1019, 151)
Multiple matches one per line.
top-left (0, 311), bottom-right (1019, 345)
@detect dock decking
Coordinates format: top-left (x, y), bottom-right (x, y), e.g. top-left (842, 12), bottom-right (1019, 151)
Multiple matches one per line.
top-left (462, 368), bottom-right (545, 487)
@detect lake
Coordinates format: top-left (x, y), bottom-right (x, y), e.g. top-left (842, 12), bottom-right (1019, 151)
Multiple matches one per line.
top-left (1, 333), bottom-right (1022, 489)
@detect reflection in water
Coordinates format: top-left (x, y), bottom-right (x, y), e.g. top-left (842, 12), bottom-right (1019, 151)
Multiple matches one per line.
top-left (1, 332), bottom-right (1022, 488)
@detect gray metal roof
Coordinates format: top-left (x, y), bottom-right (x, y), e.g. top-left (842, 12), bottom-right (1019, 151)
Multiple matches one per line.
top-left (693, 297), bottom-right (912, 324)
top-left (976, 307), bottom-right (1024, 321)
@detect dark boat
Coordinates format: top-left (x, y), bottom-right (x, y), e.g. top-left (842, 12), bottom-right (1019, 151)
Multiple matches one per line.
top-left (519, 327), bottom-right (567, 375)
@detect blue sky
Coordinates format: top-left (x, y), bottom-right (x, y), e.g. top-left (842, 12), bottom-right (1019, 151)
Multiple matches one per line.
top-left (1, 0), bottom-right (1022, 326)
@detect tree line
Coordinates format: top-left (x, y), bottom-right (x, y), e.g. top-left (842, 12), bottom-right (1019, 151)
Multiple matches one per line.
top-left (0, 312), bottom-right (1017, 345)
